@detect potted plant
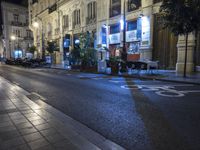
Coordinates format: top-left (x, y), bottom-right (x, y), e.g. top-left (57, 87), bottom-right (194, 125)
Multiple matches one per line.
top-left (108, 56), bottom-right (120, 75)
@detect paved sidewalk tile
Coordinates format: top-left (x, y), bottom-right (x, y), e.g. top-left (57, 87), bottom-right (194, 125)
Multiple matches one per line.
top-left (0, 76), bottom-right (125, 150)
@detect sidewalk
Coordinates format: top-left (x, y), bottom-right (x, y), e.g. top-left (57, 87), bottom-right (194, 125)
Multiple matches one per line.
top-left (0, 76), bottom-right (125, 150)
top-left (49, 64), bottom-right (200, 85)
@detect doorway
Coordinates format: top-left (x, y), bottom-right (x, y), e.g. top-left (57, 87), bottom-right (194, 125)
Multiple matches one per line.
top-left (153, 14), bottom-right (178, 69)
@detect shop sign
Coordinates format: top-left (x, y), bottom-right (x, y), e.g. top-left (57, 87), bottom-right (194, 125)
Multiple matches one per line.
top-left (141, 16), bottom-right (151, 46)
top-left (109, 33), bottom-right (120, 44)
top-left (126, 30), bottom-right (137, 42)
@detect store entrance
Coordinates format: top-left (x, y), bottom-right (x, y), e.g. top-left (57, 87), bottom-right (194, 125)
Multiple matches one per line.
top-left (153, 14), bottom-right (178, 69)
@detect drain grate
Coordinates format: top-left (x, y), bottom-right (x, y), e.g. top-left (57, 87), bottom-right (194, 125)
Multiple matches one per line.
top-left (26, 93), bottom-right (41, 101)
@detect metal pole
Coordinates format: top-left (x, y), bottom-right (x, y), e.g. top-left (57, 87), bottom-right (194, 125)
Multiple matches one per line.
top-left (122, 0), bottom-right (127, 62)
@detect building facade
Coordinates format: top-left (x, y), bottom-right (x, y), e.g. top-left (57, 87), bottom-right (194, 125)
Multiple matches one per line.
top-left (29, 0), bottom-right (200, 72)
top-left (1, 1), bottom-right (33, 59)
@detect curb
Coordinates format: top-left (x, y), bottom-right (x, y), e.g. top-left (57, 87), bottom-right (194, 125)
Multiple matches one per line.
top-left (48, 66), bottom-right (200, 86)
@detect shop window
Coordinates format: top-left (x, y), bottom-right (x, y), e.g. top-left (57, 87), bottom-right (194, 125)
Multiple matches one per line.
top-left (110, 0), bottom-right (121, 18)
top-left (127, 20), bottom-right (137, 31)
top-left (110, 24), bottom-right (120, 34)
top-left (127, 0), bottom-right (141, 12)
top-left (102, 27), bottom-right (107, 45)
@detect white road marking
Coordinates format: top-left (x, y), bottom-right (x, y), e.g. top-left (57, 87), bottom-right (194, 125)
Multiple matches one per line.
top-left (120, 84), bottom-right (199, 97)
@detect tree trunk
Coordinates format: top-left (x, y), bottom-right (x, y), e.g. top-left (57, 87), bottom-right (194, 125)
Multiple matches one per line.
top-left (183, 33), bottom-right (188, 77)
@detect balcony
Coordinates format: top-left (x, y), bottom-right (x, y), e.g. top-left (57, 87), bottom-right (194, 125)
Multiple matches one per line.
top-left (63, 25), bottom-right (69, 31)
top-left (73, 23), bottom-right (81, 29)
top-left (48, 31), bottom-right (52, 38)
top-left (49, 4), bottom-right (57, 14)
top-left (24, 37), bottom-right (34, 40)
top-left (11, 21), bottom-right (28, 27)
top-left (86, 17), bottom-right (96, 25)
top-left (54, 28), bottom-right (60, 35)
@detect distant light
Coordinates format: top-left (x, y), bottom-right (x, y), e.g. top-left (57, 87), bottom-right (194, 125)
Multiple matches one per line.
top-left (120, 19), bottom-right (124, 30)
top-left (33, 22), bottom-right (39, 28)
top-left (11, 35), bottom-right (16, 40)
top-left (75, 39), bottom-right (80, 44)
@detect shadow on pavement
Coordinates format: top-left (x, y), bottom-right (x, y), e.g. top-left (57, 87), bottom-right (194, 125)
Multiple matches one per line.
top-left (126, 78), bottom-right (192, 150)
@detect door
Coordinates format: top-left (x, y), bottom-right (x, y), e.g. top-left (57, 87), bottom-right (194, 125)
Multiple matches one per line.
top-left (195, 31), bottom-right (200, 66)
top-left (153, 14), bottom-right (178, 69)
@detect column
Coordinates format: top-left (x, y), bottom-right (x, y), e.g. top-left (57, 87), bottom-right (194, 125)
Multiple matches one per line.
top-left (176, 33), bottom-right (195, 73)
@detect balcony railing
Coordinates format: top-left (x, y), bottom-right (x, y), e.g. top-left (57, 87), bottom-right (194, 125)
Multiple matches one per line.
top-left (11, 21), bottom-right (28, 27)
top-left (54, 28), bottom-right (60, 35)
top-left (86, 17), bottom-right (96, 25)
top-left (24, 37), bottom-right (34, 40)
top-left (48, 31), bottom-right (52, 37)
top-left (63, 25), bottom-right (69, 31)
top-left (49, 4), bottom-right (57, 14)
top-left (73, 23), bottom-right (81, 29)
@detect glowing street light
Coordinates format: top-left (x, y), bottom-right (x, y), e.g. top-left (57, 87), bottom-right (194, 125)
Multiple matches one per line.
top-left (33, 22), bottom-right (39, 28)
top-left (11, 35), bottom-right (16, 41)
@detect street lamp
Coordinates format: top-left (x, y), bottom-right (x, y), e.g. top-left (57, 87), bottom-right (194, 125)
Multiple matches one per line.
top-left (10, 35), bottom-right (20, 58)
top-left (121, 0), bottom-right (127, 71)
top-left (33, 18), bottom-right (45, 59)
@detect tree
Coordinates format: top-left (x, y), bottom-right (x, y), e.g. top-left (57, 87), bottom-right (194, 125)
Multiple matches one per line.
top-left (46, 41), bottom-right (59, 54)
top-left (160, 0), bottom-right (200, 77)
top-left (46, 41), bottom-right (59, 64)
top-left (28, 46), bottom-right (37, 55)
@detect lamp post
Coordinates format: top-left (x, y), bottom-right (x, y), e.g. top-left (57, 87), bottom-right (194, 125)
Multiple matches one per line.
top-left (120, 0), bottom-right (127, 71)
top-left (11, 35), bottom-right (20, 58)
top-left (33, 18), bottom-right (45, 59)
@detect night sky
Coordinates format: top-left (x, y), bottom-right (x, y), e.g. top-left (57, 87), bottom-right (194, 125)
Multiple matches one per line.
top-left (0, 0), bottom-right (27, 6)
top-left (0, 0), bottom-right (28, 33)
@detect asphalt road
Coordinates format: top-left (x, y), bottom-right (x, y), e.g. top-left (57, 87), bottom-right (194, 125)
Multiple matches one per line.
top-left (0, 65), bottom-right (200, 150)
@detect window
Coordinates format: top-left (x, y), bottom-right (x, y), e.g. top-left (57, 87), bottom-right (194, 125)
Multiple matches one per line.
top-left (87, 2), bottom-right (97, 19)
top-left (26, 30), bottom-right (31, 37)
top-left (13, 14), bottom-right (19, 22)
top-left (15, 30), bottom-right (21, 37)
top-left (73, 9), bottom-right (81, 27)
top-left (110, 0), bottom-right (121, 18)
top-left (63, 15), bottom-right (69, 28)
top-left (110, 24), bottom-right (120, 34)
top-left (127, 0), bottom-right (141, 12)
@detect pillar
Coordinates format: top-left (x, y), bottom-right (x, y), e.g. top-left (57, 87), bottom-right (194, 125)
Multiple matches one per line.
top-left (176, 33), bottom-right (195, 73)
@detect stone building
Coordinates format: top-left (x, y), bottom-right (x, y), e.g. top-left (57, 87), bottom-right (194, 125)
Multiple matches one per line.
top-left (1, 1), bottom-right (34, 59)
top-left (29, 0), bottom-right (200, 72)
